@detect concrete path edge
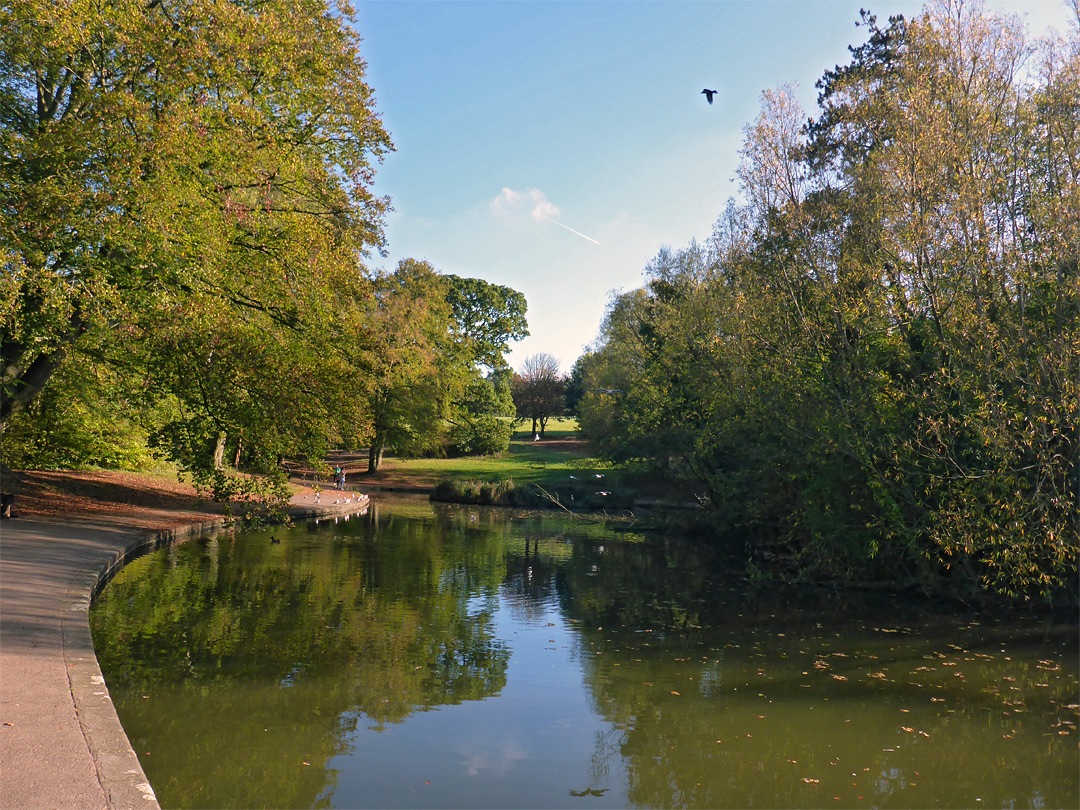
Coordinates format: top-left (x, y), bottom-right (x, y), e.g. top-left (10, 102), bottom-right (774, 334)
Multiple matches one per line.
top-left (53, 500), bottom-right (369, 809)
top-left (60, 518), bottom-right (229, 809)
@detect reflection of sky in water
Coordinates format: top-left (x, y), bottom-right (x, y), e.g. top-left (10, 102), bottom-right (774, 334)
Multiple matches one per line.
top-left (325, 590), bottom-right (629, 808)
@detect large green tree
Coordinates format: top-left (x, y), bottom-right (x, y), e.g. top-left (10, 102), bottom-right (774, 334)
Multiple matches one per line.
top-left (444, 275), bottom-right (528, 371)
top-left (356, 262), bottom-right (528, 470)
top-left (1, 0), bottom-right (392, 483)
top-left (358, 259), bottom-right (453, 472)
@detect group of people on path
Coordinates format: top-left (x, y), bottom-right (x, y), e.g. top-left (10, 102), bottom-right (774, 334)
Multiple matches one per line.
top-left (333, 466), bottom-right (346, 490)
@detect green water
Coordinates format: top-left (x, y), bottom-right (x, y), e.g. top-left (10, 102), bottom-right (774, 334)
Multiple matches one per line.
top-left (90, 498), bottom-right (1078, 809)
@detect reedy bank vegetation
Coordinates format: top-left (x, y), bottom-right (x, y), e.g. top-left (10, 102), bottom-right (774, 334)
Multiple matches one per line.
top-left (577, 3), bottom-right (1078, 605)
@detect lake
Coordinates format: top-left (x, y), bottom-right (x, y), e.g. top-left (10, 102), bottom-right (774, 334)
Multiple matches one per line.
top-left (90, 497), bottom-right (1078, 809)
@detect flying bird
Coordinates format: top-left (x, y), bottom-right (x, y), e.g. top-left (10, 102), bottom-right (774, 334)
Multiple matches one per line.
top-left (701, 88), bottom-right (718, 104)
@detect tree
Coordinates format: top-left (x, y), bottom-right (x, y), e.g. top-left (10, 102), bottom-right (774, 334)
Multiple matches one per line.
top-left (445, 375), bottom-right (514, 456)
top-left (511, 353), bottom-right (565, 438)
top-left (1, 0), bottom-right (392, 486)
top-left (577, 1), bottom-right (1078, 605)
top-left (357, 260), bottom-right (452, 472)
top-left (440, 276), bottom-right (528, 456)
top-left (563, 354), bottom-right (590, 417)
top-left (445, 276), bottom-right (529, 370)
top-left (355, 262), bottom-right (529, 469)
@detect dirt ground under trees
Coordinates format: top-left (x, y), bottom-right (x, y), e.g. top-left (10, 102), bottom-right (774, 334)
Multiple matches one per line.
top-left (0, 462), bottom-right (425, 531)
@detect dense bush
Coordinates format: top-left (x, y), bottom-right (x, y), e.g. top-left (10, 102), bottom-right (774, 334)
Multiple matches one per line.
top-left (445, 416), bottom-right (514, 457)
top-left (431, 478), bottom-right (540, 507)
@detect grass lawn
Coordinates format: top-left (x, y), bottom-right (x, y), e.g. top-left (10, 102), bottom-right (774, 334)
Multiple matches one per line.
top-left (368, 417), bottom-right (618, 491)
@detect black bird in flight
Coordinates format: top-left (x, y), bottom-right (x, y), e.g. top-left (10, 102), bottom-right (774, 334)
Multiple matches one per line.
top-left (701, 88), bottom-right (718, 104)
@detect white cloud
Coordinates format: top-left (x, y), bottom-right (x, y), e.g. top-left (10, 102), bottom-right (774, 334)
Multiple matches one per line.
top-left (491, 187), bottom-right (560, 221)
top-left (491, 187), bottom-right (599, 245)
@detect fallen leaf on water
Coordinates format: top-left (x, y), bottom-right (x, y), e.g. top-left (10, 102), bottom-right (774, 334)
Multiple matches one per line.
top-left (302, 762), bottom-right (310, 766)
top-left (670, 691), bottom-right (680, 696)
top-left (901, 727), bottom-right (914, 733)
top-left (802, 778), bottom-right (819, 784)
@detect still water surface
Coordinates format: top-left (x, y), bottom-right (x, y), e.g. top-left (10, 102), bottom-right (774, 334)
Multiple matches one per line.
top-left (91, 498), bottom-right (1078, 809)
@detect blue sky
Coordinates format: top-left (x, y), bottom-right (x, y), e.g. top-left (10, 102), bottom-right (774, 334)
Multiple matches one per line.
top-left (353, 0), bottom-right (1075, 373)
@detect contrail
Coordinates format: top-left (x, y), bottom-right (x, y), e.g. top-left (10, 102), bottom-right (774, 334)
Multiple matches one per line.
top-left (540, 215), bottom-right (600, 246)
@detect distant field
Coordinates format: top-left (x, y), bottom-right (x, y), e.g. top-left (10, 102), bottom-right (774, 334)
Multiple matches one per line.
top-left (371, 417), bottom-right (619, 490)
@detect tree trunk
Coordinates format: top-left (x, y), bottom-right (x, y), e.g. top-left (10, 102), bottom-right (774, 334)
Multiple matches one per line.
top-left (368, 440), bottom-right (385, 472)
top-left (213, 432), bottom-right (227, 470)
top-left (0, 311), bottom-right (85, 434)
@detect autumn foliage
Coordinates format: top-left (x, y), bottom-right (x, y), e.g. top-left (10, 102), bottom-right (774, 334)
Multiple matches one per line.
top-left (577, 3), bottom-right (1078, 605)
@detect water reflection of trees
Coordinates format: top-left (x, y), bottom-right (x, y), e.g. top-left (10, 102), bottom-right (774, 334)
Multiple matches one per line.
top-left (502, 535), bottom-right (561, 620)
top-left (91, 506), bottom-right (1078, 809)
top-left (551, 536), bottom-right (1078, 809)
top-left (91, 509), bottom-right (512, 808)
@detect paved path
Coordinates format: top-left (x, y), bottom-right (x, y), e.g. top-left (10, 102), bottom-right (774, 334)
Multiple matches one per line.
top-left (0, 495), bottom-right (368, 810)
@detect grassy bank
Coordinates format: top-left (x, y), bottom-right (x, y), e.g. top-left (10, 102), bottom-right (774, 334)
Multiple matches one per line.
top-left (361, 418), bottom-right (632, 510)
